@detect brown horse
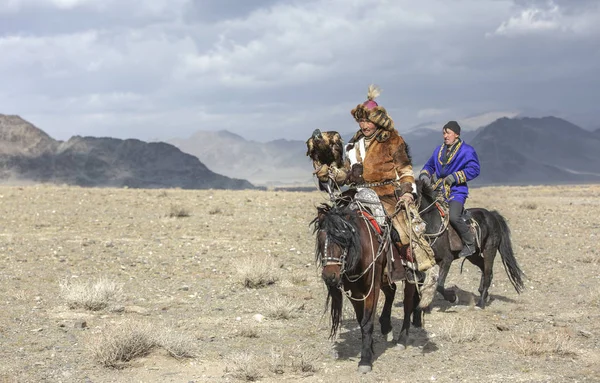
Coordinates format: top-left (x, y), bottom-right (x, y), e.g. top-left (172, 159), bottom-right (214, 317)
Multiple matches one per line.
top-left (312, 197), bottom-right (420, 373)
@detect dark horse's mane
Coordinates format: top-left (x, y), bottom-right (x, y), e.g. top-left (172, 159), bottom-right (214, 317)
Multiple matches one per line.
top-left (416, 179), bottom-right (436, 204)
top-left (311, 203), bottom-right (362, 272)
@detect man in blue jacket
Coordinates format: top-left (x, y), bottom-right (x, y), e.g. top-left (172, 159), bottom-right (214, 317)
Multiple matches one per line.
top-left (419, 121), bottom-right (481, 257)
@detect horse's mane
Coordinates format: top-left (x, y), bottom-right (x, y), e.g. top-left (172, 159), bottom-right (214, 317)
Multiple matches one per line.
top-left (416, 179), bottom-right (436, 204)
top-left (311, 203), bottom-right (362, 272)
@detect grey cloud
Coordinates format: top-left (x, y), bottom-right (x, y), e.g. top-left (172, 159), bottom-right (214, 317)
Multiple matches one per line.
top-left (183, 0), bottom-right (287, 23)
top-left (1, 0), bottom-right (599, 143)
top-left (514, 0), bottom-right (600, 13)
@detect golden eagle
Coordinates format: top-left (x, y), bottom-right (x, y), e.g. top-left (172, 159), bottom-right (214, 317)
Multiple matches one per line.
top-left (305, 129), bottom-right (344, 169)
top-left (306, 129), bottom-right (344, 197)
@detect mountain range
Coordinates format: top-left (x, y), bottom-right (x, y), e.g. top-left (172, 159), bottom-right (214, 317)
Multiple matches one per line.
top-left (2, 113), bottom-right (599, 189)
top-left (0, 114), bottom-right (255, 189)
top-left (168, 131), bottom-right (313, 187)
top-left (168, 116), bottom-right (600, 186)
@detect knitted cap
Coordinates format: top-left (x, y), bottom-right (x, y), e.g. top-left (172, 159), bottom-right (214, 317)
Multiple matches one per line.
top-left (443, 120), bottom-right (461, 135)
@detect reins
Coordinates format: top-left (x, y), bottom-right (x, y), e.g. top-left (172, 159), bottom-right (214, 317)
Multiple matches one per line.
top-left (342, 205), bottom-right (390, 302)
top-left (418, 189), bottom-right (450, 245)
top-left (319, 197), bottom-right (390, 302)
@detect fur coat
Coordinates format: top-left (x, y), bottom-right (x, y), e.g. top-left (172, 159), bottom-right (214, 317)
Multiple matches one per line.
top-left (345, 128), bottom-right (415, 197)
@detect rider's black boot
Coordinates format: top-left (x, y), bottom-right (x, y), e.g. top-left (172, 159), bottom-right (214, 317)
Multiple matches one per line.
top-left (458, 229), bottom-right (476, 257)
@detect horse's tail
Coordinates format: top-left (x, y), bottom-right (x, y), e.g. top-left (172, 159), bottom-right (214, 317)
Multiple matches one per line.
top-left (491, 210), bottom-right (525, 294)
top-left (325, 285), bottom-right (343, 339)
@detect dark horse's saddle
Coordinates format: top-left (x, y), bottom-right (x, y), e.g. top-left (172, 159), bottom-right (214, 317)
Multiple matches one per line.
top-left (441, 207), bottom-right (479, 252)
top-left (346, 188), bottom-right (411, 283)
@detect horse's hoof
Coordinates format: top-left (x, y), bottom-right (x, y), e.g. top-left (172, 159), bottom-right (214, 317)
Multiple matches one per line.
top-left (452, 295), bottom-right (459, 304)
top-left (358, 365), bottom-right (372, 374)
top-left (396, 343), bottom-right (406, 350)
top-left (386, 331), bottom-right (395, 342)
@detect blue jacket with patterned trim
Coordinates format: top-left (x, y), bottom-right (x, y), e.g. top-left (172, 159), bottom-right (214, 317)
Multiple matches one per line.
top-left (420, 140), bottom-right (480, 204)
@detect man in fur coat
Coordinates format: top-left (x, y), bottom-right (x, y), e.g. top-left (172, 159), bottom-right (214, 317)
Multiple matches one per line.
top-left (317, 85), bottom-right (438, 283)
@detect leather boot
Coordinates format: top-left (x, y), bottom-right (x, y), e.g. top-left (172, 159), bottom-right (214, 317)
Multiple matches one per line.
top-left (458, 227), bottom-right (476, 257)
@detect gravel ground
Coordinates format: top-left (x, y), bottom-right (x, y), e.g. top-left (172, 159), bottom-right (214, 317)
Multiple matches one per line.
top-left (0, 184), bottom-right (598, 383)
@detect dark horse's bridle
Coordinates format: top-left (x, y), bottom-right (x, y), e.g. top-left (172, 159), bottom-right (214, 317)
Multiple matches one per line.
top-left (318, 201), bottom-right (392, 302)
top-left (319, 226), bottom-right (350, 270)
top-left (417, 191), bottom-right (450, 246)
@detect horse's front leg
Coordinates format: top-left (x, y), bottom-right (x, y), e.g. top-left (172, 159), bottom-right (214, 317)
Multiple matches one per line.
top-left (436, 255), bottom-right (458, 303)
top-left (379, 280), bottom-right (396, 342)
top-left (351, 283), bottom-right (380, 374)
top-left (412, 283), bottom-right (423, 328)
top-left (397, 281), bottom-right (416, 349)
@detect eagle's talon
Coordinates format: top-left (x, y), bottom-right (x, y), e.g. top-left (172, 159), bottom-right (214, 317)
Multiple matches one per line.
top-left (313, 164), bottom-right (324, 175)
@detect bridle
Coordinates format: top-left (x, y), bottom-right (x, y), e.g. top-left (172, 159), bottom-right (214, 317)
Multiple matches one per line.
top-left (418, 191), bottom-right (450, 245)
top-left (317, 202), bottom-right (391, 302)
top-left (319, 231), bottom-right (348, 270)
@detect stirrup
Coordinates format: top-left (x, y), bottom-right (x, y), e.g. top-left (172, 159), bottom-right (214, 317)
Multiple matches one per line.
top-left (458, 244), bottom-right (475, 258)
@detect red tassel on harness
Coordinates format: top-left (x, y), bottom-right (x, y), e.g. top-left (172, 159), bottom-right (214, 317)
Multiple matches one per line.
top-left (435, 202), bottom-right (445, 217)
top-left (359, 211), bottom-right (383, 235)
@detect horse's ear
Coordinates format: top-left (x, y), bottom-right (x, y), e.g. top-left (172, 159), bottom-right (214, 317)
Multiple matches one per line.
top-left (415, 179), bottom-right (423, 196)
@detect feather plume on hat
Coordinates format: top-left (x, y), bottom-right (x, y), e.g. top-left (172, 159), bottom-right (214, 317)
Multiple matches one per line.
top-left (366, 84), bottom-right (381, 101)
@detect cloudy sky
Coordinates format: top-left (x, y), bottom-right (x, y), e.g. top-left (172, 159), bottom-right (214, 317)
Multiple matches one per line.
top-left (1, 0), bottom-right (599, 142)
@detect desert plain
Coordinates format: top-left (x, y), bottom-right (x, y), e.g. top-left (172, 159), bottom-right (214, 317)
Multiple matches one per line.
top-left (0, 183), bottom-right (599, 383)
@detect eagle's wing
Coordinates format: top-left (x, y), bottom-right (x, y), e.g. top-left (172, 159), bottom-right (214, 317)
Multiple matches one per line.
top-left (325, 131), bottom-right (344, 168)
top-left (305, 137), bottom-right (316, 160)
top-left (305, 136), bottom-right (323, 172)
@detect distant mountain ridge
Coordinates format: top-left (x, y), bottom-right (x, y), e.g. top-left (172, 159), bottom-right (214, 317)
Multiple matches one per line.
top-left (170, 116), bottom-right (600, 186)
top-left (168, 131), bottom-right (315, 186)
top-left (4, 113), bottom-right (598, 188)
top-left (471, 116), bottom-right (600, 184)
top-left (0, 114), bottom-right (255, 189)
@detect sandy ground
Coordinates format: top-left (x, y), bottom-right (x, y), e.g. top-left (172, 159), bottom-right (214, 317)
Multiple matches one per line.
top-left (0, 183), bottom-right (599, 383)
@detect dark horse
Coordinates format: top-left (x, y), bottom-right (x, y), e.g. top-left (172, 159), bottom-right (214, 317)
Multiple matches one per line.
top-left (416, 180), bottom-right (525, 309)
top-left (311, 194), bottom-right (421, 373)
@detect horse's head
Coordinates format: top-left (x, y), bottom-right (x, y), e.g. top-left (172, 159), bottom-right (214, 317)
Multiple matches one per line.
top-left (311, 204), bottom-right (362, 288)
top-left (416, 179), bottom-right (447, 237)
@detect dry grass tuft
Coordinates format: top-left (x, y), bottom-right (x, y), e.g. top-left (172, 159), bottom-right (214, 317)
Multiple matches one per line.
top-left (60, 278), bottom-right (123, 311)
top-left (154, 329), bottom-right (198, 359)
top-left (238, 257), bottom-right (279, 288)
top-left (263, 296), bottom-right (303, 320)
top-left (437, 317), bottom-right (482, 343)
top-left (238, 327), bottom-right (259, 338)
top-left (268, 347), bottom-right (286, 375)
top-left (208, 207), bottom-right (223, 215)
top-left (519, 202), bottom-right (538, 210)
top-left (267, 346), bottom-right (320, 375)
top-left (87, 320), bottom-right (197, 367)
top-left (87, 321), bottom-right (156, 368)
top-left (168, 204), bottom-right (190, 218)
top-left (289, 346), bottom-right (319, 374)
top-left (579, 253), bottom-right (599, 265)
top-left (226, 352), bottom-right (262, 381)
top-left (511, 330), bottom-right (576, 357)
top-left (287, 271), bottom-right (309, 286)
top-left (576, 285), bottom-right (600, 308)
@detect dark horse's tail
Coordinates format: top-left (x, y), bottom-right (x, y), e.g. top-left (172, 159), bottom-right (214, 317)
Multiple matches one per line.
top-left (326, 285), bottom-right (343, 339)
top-left (491, 210), bottom-right (525, 293)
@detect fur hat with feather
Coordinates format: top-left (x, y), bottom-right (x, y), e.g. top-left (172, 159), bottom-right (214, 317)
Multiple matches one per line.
top-left (350, 84), bottom-right (394, 131)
